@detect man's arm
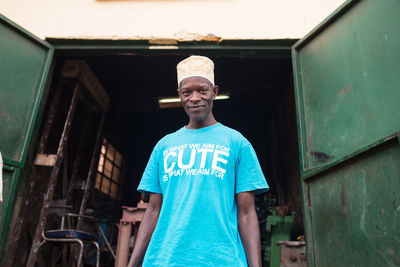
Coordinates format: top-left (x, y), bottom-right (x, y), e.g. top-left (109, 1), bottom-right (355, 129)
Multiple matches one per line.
top-left (128, 193), bottom-right (162, 267)
top-left (237, 191), bottom-right (262, 267)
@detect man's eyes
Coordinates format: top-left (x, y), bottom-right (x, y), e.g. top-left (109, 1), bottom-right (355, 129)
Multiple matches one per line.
top-left (181, 88), bottom-right (209, 96)
top-left (182, 91), bottom-right (190, 96)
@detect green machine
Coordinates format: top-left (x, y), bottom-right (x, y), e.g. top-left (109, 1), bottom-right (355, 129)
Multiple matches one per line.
top-left (264, 208), bottom-right (295, 267)
top-left (259, 194), bottom-right (295, 267)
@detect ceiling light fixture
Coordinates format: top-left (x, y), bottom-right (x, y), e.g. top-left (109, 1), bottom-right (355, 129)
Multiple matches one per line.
top-left (158, 93), bottom-right (230, 108)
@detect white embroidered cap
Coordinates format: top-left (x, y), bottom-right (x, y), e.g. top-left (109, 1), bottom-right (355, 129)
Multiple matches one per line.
top-left (177, 55), bottom-right (214, 86)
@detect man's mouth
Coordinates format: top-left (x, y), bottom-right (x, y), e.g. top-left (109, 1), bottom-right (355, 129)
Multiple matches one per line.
top-left (188, 105), bottom-right (205, 110)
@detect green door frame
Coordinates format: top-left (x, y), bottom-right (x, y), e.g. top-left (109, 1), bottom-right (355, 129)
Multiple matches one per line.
top-left (47, 38), bottom-right (296, 58)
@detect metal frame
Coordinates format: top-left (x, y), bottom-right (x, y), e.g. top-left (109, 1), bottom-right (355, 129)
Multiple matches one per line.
top-left (115, 205), bottom-right (147, 267)
top-left (37, 205), bottom-right (101, 267)
top-left (39, 232), bottom-right (100, 267)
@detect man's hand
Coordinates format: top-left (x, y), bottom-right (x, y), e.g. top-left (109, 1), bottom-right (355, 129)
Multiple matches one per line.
top-left (236, 191), bottom-right (262, 267)
top-left (127, 193), bottom-right (162, 267)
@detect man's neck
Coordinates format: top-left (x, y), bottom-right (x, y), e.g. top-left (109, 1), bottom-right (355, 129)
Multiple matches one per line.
top-left (186, 115), bottom-right (218, 129)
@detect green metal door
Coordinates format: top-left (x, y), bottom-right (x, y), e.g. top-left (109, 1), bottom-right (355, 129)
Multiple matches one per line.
top-left (292, 0), bottom-right (400, 265)
top-left (0, 14), bottom-right (54, 255)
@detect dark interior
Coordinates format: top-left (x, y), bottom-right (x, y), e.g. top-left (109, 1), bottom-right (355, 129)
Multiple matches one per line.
top-left (83, 54), bottom-right (303, 235)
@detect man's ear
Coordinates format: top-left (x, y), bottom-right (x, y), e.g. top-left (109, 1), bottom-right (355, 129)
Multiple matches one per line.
top-left (212, 85), bottom-right (219, 99)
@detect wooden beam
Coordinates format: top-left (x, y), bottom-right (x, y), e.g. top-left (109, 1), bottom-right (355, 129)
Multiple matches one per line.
top-left (61, 60), bottom-right (109, 111)
top-left (34, 154), bottom-right (57, 166)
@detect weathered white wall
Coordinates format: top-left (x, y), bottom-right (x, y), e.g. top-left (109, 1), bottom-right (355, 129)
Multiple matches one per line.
top-left (1, 0), bottom-right (345, 40)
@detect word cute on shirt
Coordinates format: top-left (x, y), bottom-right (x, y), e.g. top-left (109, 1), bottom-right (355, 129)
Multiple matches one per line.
top-left (162, 143), bottom-right (230, 181)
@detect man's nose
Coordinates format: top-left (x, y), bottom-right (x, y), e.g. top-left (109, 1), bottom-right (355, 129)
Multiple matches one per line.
top-left (189, 91), bottom-right (201, 102)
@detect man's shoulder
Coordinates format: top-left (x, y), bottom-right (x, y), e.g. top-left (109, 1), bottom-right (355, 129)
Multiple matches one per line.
top-left (218, 123), bottom-right (240, 134)
top-left (154, 127), bottom-right (184, 147)
top-left (154, 124), bottom-right (248, 147)
top-left (217, 124), bottom-right (254, 151)
top-left (218, 124), bottom-right (247, 140)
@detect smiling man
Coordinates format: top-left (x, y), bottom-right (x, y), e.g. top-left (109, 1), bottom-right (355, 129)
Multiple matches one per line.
top-left (128, 55), bottom-right (269, 267)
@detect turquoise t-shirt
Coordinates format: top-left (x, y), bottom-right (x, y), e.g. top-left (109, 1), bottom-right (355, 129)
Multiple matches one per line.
top-left (138, 123), bottom-right (269, 266)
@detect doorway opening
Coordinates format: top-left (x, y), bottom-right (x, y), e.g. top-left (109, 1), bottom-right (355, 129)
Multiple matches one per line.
top-left (9, 43), bottom-right (304, 266)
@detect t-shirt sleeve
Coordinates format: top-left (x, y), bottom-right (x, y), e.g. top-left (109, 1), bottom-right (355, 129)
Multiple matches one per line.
top-left (137, 144), bottom-right (162, 195)
top-left (235, 139), bottom-right (269, 195)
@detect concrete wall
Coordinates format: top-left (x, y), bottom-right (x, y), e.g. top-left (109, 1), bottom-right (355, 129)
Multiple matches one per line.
top-left (1, 0), bottom-right (344, 40)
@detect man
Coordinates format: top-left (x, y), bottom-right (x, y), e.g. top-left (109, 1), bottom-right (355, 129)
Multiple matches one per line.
top-left (128, 55), bottom-right (269, 267)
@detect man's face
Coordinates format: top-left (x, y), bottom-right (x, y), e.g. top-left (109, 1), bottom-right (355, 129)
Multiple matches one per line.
top-left (178, 76), bottom-right (218, 122)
